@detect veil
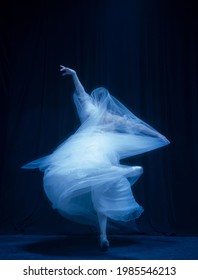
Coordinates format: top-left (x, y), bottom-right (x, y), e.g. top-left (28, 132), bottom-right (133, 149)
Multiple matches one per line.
top-left (22, 87), bottom-right (169, 170)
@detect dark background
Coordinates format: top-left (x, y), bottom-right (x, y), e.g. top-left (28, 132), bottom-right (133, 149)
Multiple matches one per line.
top-left (0, 0), bottom-right (197, 236)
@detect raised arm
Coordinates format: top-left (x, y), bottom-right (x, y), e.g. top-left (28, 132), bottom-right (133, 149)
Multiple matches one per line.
top-left (60, 66), bottom-right (96, 121)
top-left (60, 65), bottom-right (87, 97)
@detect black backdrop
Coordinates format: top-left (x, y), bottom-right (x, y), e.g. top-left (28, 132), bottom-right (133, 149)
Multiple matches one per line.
top-left (0, 0), bottom-right (198, 235)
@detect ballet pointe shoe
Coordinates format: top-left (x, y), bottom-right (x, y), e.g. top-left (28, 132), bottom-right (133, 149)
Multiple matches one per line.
top-left (100, 235), bottom-right (110, 251)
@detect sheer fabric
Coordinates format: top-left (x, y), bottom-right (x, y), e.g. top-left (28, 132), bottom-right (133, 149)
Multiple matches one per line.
top-left (23, 88), bottom-right (169, 225)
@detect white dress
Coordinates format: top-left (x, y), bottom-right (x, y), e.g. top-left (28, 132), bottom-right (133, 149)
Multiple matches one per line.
top-left (23, 88), bottom-right (169, 226)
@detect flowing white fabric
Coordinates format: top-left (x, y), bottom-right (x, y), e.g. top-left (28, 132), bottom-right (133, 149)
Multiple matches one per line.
top-left (22, 88), bottom-right (169, 225)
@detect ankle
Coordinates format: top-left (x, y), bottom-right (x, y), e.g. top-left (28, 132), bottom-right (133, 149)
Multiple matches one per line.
top-left (100, 234), bottom-right (107, 240)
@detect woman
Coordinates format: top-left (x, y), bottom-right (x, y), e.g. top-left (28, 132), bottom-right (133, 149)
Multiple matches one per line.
top-left (23, 66), bottom-right (169, 250)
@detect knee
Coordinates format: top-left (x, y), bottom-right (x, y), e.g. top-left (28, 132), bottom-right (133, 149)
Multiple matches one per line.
top-left (135, 166), bottom-right (143, 175)
top-left (138, 166), bottom-right (143, 174)
top-left (131, 166), bottom-right (143, 176)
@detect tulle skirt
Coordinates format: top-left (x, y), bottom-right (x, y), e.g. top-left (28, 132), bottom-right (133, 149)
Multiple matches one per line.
top-left (29, 128), bottom-right (168, 226)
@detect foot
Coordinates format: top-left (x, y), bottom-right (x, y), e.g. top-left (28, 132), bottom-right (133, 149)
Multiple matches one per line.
top-left (100, 235), bottom-right (110, 251)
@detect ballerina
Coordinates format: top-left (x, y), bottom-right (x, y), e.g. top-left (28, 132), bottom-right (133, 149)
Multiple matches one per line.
top-left (22, 66), bottom-right (170, 250)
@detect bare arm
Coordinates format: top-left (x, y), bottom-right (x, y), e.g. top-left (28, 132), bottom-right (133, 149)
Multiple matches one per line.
top-left (60, 65), bottom-right (87, 97)
top-left (60, 66), bottom-right (95, 118)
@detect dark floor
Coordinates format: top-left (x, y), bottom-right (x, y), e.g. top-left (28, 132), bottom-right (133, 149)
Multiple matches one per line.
top-left (0, 234), bottom-right (198, 260)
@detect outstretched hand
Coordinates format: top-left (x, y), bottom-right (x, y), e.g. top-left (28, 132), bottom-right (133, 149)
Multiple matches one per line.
top-left (60, 65), bottom-right (76, 76)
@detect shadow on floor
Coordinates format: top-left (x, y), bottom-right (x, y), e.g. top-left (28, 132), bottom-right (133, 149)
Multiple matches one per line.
top-left (0, 235), bottom-right (198, 260)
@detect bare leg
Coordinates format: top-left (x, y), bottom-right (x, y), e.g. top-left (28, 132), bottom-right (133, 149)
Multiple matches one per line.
top-left (97, 212), bottom-right (109, 250)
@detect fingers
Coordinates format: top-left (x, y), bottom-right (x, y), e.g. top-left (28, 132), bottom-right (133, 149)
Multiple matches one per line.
top-left (59, 65), bottom-right (75, 76)
top-left (60, 65), bottom-right (66, 71)
top-left (60, 65), bottom-right (69, 76)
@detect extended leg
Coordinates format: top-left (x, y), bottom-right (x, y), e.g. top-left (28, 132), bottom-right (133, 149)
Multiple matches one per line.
top-left (97, 212), bottom-right (109, 250)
